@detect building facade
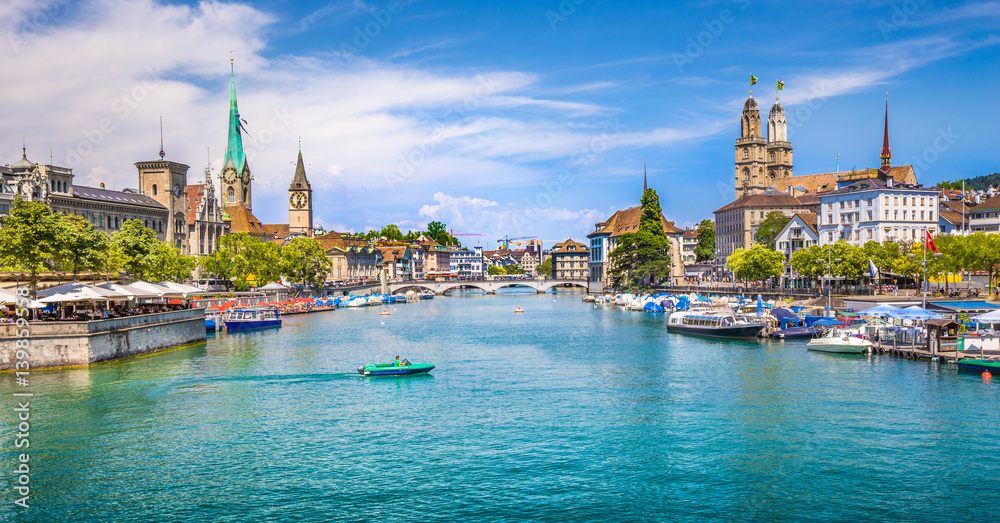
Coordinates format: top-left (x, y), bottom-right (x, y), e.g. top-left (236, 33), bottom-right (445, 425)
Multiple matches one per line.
top-left (816, 177), bottom-right (939, 245)
top-left (450, 246), bottom-right (484, 278)
top-left (774, 213), bottom-right (819, 286)
top-left (735, 95), bottom-right (794, 199)
top-left (377, 245), bottom-right (412, 281)
top-left (714, 193), bottom-right (807, 266)
top-left (551, 239), bottom-right (589, 280)
top-left (186, 167), bottom-right (228, 257)
top-left (287, 148), bottom-right (313, 237)
top-left (136, 156), bottom-right (190, 253)
top-left (969, 194), bottom-right (1000, 233)
top-left (587, 205), bottom-right (685, 288)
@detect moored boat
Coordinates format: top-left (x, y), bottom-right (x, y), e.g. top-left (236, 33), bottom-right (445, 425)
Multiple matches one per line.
top-left (806, 329), bottom-right (871, 354)
top-left (357, 362), bottom-right (435, 376)
top-left (665, 310), bottom-right (766, 339)
top-left (956, 358), bottom-right (1000, 373)
top-left (223, 308), bottom-right (281, 331)
top-left (773, 326), bottom-right (823, 339)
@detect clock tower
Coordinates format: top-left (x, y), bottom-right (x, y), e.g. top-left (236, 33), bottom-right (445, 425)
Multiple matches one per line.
top-left (136, 148), bottom-right (190, 254)
top-left (220, 58), bottom-right (252, 211)
top-left (288, 147), bottom-right (313, 237)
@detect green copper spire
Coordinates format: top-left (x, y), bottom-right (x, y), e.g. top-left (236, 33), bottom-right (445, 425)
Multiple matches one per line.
top-left (223, 60), bottom-right (248, 174)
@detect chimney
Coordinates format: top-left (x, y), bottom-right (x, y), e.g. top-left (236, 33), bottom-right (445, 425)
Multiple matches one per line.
top-left (100, 182), bottom-right (105, 189)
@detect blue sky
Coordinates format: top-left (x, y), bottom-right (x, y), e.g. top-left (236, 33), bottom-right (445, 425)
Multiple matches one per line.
top-left (2, 0), bottom-right (997, 249)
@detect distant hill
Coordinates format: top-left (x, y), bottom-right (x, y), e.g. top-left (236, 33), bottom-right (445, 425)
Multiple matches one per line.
top-left (938, 173), bottom-right (1000, 191)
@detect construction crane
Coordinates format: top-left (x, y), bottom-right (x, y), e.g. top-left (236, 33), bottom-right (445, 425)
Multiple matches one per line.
top-left (450, 231), bottom-right (485, 246)
top-left (496, 235), bottom-right (536, 249)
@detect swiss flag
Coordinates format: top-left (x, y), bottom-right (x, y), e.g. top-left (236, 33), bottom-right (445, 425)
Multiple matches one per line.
top-left (925, 230), bottom-right (939, 254)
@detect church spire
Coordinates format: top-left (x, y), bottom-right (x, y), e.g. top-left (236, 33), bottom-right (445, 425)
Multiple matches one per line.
top-left (290, 148), bottom-right (311, 190)
top-left (643, 157), bottom-right (647, 193)
top-left (223, 57), bottom-right (248, 174)
top-left (880, 95), bottom-right (891, 170)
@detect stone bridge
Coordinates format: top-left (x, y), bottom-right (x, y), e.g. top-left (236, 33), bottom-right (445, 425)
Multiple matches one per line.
top-left (388, 279), bottom-right (588, 295)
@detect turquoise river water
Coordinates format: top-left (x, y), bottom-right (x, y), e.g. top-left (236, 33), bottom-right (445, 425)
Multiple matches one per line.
top-left (2, 290), bottom-right (999, 522)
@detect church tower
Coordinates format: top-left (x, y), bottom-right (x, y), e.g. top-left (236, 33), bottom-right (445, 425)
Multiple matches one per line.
top-left (220, 58), bottom-right (252, 211)
top-left (288, 146), bottom-right (313, 237)
top-left (735, 95), bottom-right (767, 198)
top-left (136, 129), bottom-right (190, 253)
top-left (880, 97), bottom-right (891, 170)
top-left (766, 101), bottom-right (793, 186)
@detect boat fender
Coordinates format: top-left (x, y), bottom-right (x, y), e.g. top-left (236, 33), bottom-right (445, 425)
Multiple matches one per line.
top-left (984, 371), bottom-right (992, 382)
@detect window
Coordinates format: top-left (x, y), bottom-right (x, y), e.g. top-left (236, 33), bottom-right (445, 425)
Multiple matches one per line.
top-left (894, 210), bottom-right (898, 219)
top-left (152, 184), bottom-right (158, 196)
top-left (840, 201), bottom-right (845, 209)
top-left (867, 197), bottom-right (873, 206)
top-left (920, 211), bottom-right (925, 220)
top-left (929, 211), bottom-right (934, 221)
top-left (867, 210), bottom-right (873, 221)
top-left (867, 229), bottom-right (873, 239)
top-left (228, 187), bottom-right (235, 203)
top-left (743, 148), bottom-right (749, 159)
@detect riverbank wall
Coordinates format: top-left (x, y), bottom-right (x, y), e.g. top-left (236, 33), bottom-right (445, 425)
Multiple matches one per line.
top-left (0, 309), bottom-right (206, 370)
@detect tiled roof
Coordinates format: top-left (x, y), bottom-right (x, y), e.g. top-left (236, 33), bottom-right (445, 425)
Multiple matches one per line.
top-left (940, 200), bottom-right (972, 213)
top-left (682, 229), bottom-right (699, 238)
top-left (376, 245), bottom-right (408, 262)
top-left (939, 210), bottom-right (968, 227)
top-left (714, 193), bottom-right (804, 213)
top-left (771, 165), bottom-right (918, 194)
top-left (552, 238), bottom-right (587, 254)
top-left (316, 232), bottom-right (371, 252)
top-left (776, 212), bottom-right (819, 239)
top-left (262, 223), bottom-right (290, 239)
top-left (589, 205), bottom-right (683, 238)
top-left (72, 185), bottom-right (166, 209)
top-left (824, 176), bottom-right (934, 196)
top-left (975, 193), bottom-right (1000, 212)
top-left (224, 204), bottom-right (268, 237)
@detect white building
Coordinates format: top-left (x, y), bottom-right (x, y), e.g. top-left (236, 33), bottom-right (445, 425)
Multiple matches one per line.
top-left (970, 194), bottom-right (1000, 233)
top-left (817, 177), bottom-right (939, 246)
top-left (774, 212), bottom-right (818, 286)
top-left (450, 246), bottom-right (484, 278)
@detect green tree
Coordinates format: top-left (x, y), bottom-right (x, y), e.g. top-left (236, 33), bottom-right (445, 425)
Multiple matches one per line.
top-left (537, 257), bottom-right (552, 277)
top-left (425, 221), bottom-right (457, 246)
top-left (57, 215), bottom-right (110, 281)
top-left (608, 188), bottom-right (672, 292)
top-left (962, 233), bottom-right (1000, 297)
top-left (104, 244), bottom-right (128, 281)
top-left (0, 197), bottom-right (64, 295)
top-left (488, 265), bottom-right (506, 275)
top-left (111, 219), bottom-right (160, 278)
top-left (281, 237), bottom-right (332, 287)
top-left (147, 243), bottom-right (197, 282)
top-left (727, 244), bottom-right (785, 282)
top-left (753, 211), bottom-right (791, 250)
top-left (505, 264), bottom-right (525, 275)
top-left (789, 244), bottom-right (826, 281)
top-left (214, 233), bottom-right (282, 290)
top-left (694, 219), bottom-right (715, 262)
top-left (378, 224), bottom-right (404, 241)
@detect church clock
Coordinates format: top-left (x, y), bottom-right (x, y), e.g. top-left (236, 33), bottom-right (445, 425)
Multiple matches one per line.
top-left (290, 191), bottom-right (308, 209)
top-left (241, 167), bottom-right (251, 184)
top-left (221, 166), bottom-right (237, 184)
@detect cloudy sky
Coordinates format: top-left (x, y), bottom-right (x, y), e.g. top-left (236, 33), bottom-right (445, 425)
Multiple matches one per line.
top-left (2, 0), bottom-right (997, 248)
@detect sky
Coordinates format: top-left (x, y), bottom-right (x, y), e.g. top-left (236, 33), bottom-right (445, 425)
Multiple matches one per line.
top-left (1, 0), bottom-right (998, 249)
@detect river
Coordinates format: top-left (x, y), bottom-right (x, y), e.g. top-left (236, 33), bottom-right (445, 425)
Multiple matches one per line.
top-left (2, 290), bottom-right (999, 522)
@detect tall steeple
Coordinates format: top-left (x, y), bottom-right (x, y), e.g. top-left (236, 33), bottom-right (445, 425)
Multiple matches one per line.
top-left (880, 95), bottom-right (891, 170)
top-left (223, 59), bottom-right (247, 175)
top-left (288, 142), bottom-right (313, 237)
top-left (643, 157), bottom-right (647, 193)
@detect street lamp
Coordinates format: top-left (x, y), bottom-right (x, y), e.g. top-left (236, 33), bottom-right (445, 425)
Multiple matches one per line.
top-left (825, 250), bottom-right (842, 311)
top-left (909, 250), bottom-right (944, 308)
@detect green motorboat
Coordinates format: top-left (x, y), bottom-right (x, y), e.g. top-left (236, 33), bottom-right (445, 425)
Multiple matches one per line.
top-left (956, 358), bottom-right (1000, 373)
top-left (357, 362), bottom-right (435, 376)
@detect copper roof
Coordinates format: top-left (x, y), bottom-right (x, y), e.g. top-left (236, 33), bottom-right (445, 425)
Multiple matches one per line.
top-left (770, 165), bottom-right (918, 195)
top-left (72, 185), bottom-right (166, 209)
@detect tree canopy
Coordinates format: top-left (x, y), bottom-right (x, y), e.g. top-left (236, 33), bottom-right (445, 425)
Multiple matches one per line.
top-left (281, 237), bottom-right (332, 287)
top-left (727, 244), bottom-right (784, 282)
top-left (608, 188), bottom-right (672, 292)
top-left (753, 211), bottom-right (791, 250)
top-left (694, 219), bottom-right (715, 262)
top-left (0, 197), bottom-right (63, 294)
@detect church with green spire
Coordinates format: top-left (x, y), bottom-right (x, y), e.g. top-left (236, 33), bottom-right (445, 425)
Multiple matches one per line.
top-left (219, 59), bottom-right (268, 240)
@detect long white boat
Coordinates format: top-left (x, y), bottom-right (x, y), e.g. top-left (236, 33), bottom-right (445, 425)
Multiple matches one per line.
top-left (806, 329), bottom-right (872, 354)
top-left (666, 310), bottom-right (767, 339)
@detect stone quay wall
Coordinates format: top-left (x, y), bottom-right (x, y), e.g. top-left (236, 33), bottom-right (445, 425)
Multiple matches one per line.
top-left (0, 309), bottom-right (206, 370)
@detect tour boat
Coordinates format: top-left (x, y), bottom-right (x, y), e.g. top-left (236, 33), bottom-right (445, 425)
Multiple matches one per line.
top-left (806, 329), bottom-right (872, 354)
top-left (665, 310), bottom-right (766, 339)
top-left (223, 308), bottom-right (281, 332)
top-left (956, 358), bottom-right (1000, 373)
top-left (419, 291), bottom-right (434, 300)
top-left (357, 362), bottom-right (435, 376)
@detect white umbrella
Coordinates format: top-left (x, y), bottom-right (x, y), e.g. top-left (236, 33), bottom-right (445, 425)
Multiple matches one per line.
top-left (128, 281), bottom-right (180, 298)
top-left (157, 282), bottom-right (202, 297)
top-left (971, 310), bottom-right (1000, 323)
top-left (0, 288), bottom-right (45, 308)
top-left (37, 282), bottom-right (127, 303)
top-left (94, 282), bottom-right (161, 300)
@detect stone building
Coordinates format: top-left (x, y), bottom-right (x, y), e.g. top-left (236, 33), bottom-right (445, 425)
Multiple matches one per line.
top-left (317, 233), bottom-right (382, 283)
top-left (816, 177), bottom-right (939, 246)
top-left (714, 193), bottom-right (808, 266)
top-left (136, 152), bottom-right (190, 253)
top-left (185, 166), bottom-right (228, 257)
top-left (551, 239), bottom-right (589, 280)
top-left (735, 94), bottom-right (793, 199)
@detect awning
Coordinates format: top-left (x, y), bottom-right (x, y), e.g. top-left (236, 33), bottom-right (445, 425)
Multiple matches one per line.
top-left (0, 288), bottom-right (45, 308)
top-left (928, 301), bottom-right (1000, 314)
top-left (37, 282), bottom-right (129, 303)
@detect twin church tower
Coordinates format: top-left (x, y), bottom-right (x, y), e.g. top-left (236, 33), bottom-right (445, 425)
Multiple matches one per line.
top-left (734, 94), bottom-right (793, 198)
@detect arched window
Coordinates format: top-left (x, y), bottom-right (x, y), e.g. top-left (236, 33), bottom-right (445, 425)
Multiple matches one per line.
top-left (770, 153), bottom-right (775, 163)
top-left (228, 187), bottom-right (235, 203)
top-left (743, 148), bottom-right (749, 160)
top-left (242, 188), bottom-right (248, 203)
top-left (114, 217), bottom-right (119, 229)
top-left (152, 184), bottom-right (158, 196)
top-left (769, 170), bottom-right (776, 180)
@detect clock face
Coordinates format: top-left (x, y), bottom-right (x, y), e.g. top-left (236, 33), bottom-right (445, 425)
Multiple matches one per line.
top-left (173, 184), bottom-right (181, 197)
top-left (221, 167), bottom-right (237, 184)
top-left (241, 168), bottom-right (251, 184)
top-left (290, 191), bottom-right (308, 209)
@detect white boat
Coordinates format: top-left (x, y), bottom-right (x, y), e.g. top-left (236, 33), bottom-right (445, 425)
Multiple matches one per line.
top-left (806, 329), bottom-right (872, 354)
